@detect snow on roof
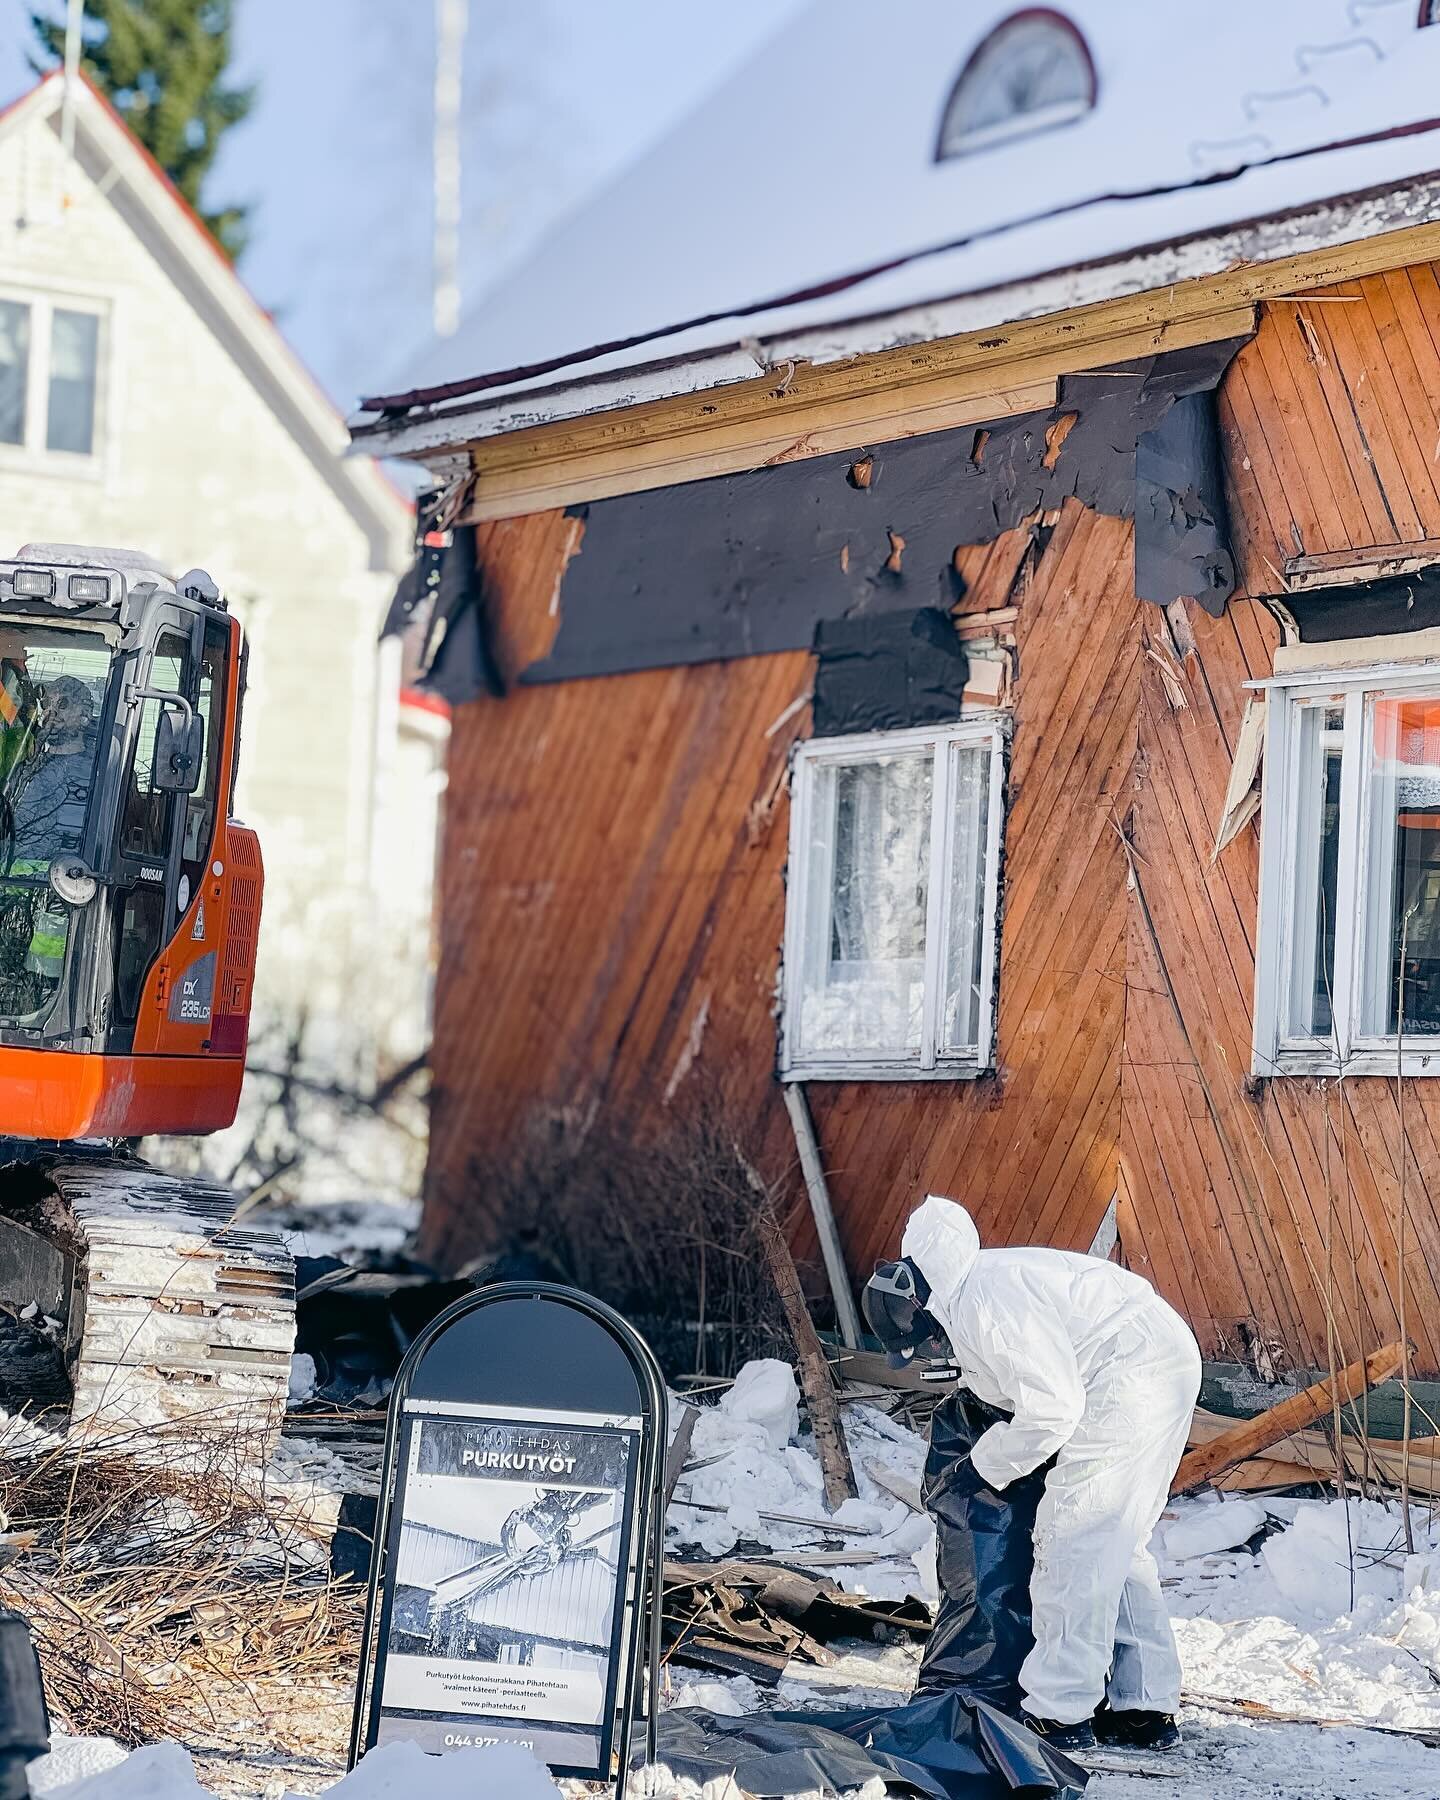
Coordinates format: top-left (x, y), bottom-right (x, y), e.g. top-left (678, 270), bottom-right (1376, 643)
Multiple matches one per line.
top-left (359, 0), bottom-right (1440, 434)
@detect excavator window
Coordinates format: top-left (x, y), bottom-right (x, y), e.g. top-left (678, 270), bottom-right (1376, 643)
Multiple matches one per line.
top-left (0, 625), bottom-right (112, 1022)
top-left (181, 621), bottom-right (229, 891)
top-left (118, 631), bottom-right (188, 861)
top-left (113, 628), bottom-right (191, 1025)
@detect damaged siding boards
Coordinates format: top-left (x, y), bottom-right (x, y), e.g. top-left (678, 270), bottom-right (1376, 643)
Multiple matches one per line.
top-left (406, 339), bottom-right (1246, 704)
top-left (396, 246), bottom-right (1440, 1386)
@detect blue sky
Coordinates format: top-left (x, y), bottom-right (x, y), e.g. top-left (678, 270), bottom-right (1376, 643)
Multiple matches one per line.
top-left (2, 1), bottom-right (799, 410)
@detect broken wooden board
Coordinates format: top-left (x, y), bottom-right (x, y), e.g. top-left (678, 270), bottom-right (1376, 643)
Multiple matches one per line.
top-left (1172, 1342), bottom-right (1405, 1495)
top-left (1186, 1405), bottom-right (1440, 1497)
top-left (663, 1557), bottom-right (930, 1684)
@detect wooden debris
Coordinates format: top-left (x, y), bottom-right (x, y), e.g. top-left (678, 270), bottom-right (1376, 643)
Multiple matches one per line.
top-left (741, 1150), bottom-right (857, 1506)
top-left (1172, 1341), bottom-right (1406, 1495)
top-left (663, 1557), bottom-right (929, 1683)
top-left (664, 1403), bottom-right (700, 1503)
top-left (670, 1497), bottom-right (883, 1536)
top-left (1187, 1405), bottom-right (1440, 1497)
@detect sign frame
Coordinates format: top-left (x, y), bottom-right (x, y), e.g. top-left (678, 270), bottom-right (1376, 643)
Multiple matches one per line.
top-left (348, 1283), bottom-right (668, 1791)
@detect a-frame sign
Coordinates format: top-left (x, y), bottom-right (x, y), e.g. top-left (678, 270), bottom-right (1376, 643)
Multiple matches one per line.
top-left (350, 1283), bottom-right (667, 1792)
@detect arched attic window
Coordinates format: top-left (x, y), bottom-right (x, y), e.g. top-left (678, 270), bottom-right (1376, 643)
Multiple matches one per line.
top-left (936, 10), bottom-right (1096, 160)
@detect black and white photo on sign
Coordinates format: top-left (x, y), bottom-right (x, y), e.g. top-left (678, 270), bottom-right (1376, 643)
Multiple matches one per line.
top-left (379, 1418), bottom-right (631, 1736)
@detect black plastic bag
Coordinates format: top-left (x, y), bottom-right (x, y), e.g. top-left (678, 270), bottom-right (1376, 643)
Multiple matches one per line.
top-left (655, 1694), bottom-right (1087, 1799)
top-left (917, 1390), bottom-right (1051, 1710)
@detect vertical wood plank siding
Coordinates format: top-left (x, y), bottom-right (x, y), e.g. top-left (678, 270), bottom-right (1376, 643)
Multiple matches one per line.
top-left (425, 264), bottom-right (1440, 1377)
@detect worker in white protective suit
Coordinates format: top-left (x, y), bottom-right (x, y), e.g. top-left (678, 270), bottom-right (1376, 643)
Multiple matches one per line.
top-left (863, 1195), bottom-right (1201, 1755)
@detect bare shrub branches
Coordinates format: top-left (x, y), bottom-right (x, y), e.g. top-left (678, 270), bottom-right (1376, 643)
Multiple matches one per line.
top-left (465, 1097), bottom-right (807, 1380)
top-left (0, 1413), bottom-right (361, 1752)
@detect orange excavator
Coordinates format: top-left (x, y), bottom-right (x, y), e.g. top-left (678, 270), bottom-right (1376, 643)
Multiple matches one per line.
top-left (0, 545), bottom-right (292, 1447)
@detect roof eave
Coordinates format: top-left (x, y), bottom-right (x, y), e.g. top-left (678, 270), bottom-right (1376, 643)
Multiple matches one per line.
top-left (350, 163), bottom-right (1440, 469)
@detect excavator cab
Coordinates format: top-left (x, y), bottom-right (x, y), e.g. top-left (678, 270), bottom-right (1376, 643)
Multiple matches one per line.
top-left (0, 543), bottom-right (263, 1139)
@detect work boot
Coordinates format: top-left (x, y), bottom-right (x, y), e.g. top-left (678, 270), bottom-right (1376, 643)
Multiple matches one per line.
top-left (1019, 1712), bottom-right (1096, 1752)
top-left (1093, 1703), bottom-right (1181, 1750)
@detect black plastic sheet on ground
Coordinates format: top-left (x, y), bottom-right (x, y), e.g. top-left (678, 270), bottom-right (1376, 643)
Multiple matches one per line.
top-left (655, 1693), bottom-right (1086, 1798)
top-left (918, 1391), bottom-right (1049, 1710)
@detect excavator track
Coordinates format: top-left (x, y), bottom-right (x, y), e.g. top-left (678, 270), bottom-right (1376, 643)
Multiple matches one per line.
top-left (0, 1154), bottom-right (294, 1460)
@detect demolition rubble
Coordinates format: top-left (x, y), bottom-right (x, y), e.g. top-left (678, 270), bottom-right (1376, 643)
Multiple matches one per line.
top-left (3, 1216), bottom-right (1440, 1800)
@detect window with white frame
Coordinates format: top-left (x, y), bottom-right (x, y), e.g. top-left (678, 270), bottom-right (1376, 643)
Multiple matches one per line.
top-left (1255, 666), bottom-right (1440, 1075)
top-left (781, 720), bottom-right (1006, 1080)
top-left (0, 293), bottom-right (105, 461)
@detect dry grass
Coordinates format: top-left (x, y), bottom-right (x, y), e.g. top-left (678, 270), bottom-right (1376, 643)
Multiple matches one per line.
top-left (0, 1410), bottom-right (362, 1757)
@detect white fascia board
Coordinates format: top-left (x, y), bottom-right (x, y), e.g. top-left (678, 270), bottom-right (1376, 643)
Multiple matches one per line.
top-left (351, 162), bottom-right (1440, 467)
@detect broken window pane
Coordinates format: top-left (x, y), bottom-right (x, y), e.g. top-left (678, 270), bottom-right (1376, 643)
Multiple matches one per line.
top-left (797, 750), bottom-right (932, 1059)
top-left (942, 743), bottom-right (992, 1052)
top-left (1285, 702), bottom-right (1343, 1042)
top-left (1358, 696), bottom-right (1440, 1038)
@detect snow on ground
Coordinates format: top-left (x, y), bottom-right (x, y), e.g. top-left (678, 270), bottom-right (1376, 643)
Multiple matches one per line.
top-left (1159, 1491), bottom-right (1440, 1731)
top-left (273, 1197), bottom-right (421, 1263)
top-left (667, 1361), bottom-right (938, 1604)
top-left (29, 1361), bottom-right (1440, 1797)
top-left (35, 1740), bottom-right (563, 1800)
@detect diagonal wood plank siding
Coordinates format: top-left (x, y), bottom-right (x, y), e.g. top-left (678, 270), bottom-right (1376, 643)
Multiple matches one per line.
top-left (1221, 271), bottom-right (1440, 590)
top-left (426, 257), bottom-right (1440, 1377)
top-left (423, 499), bottom-right (1132, 1293)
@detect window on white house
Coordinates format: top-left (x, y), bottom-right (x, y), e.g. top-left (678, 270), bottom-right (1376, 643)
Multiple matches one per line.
top-left (0, 293), bottom-right (104, 462)
top-left (1256, 671), bottom-right (1440, 1074)
top-left (0, 301), bottom-right (29, 446)
top-left (46, 309), bottom-right (100, 455)
top-left (781, 721), bottom-right (1005, 1080)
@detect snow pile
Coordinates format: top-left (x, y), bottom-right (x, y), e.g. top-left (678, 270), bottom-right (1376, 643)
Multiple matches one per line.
top-left (287, 1353), bottom-right (318, 1408)
top-left (1163, 1496), bottom-right (1267, 1561)
top-left (28, 1736), bottom-right (128, 1796)
top-left (38, 1740), bottom-right (561, 1800)
top-left (719, 1359), bottom-right (799, 1452)
top-left (1161, 1494), bottom-right (1440, 1730)
top-left (667, 1363), bottom-right (934, 1603)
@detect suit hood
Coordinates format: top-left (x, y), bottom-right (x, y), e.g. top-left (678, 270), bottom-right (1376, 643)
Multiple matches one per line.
top-left (901, 1195), bottom-right (981, 1304)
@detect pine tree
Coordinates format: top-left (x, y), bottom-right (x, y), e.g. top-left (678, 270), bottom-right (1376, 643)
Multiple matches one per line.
top-left (30, 0), bottom-right (254, 261)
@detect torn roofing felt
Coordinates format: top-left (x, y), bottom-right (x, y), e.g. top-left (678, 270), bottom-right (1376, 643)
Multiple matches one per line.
top-left (1284, 563), bottom-right (1440, 642)
top-left (1135, 389), bottom-right (1235, 618)
top-left (811, 609), bottom-right (968, 738)
top-left (505, 336), bottom-right (1248, 691)
top-left (387, 523), bottom-right (505, 703)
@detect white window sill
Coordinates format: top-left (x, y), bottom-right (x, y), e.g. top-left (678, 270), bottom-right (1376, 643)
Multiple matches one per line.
top-left (1258, 1047), bottom-right (1440, 1078)
top-left (0, 444), bottom-right (104, 483)
top-left (781, 1060), bottom-right (991, 1083)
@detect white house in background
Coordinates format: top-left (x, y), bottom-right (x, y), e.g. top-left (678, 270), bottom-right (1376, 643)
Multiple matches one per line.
top-left (0, 73), bottom-right (445, 1128)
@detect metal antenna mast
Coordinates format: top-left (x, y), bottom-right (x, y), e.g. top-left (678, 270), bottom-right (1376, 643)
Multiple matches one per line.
top-left (60, 0), bottom-right (85, 169)
top-left (433, 0), bottom-right (468, 337)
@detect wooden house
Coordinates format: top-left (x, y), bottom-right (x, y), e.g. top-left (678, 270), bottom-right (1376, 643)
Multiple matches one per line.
top-left (354, 0), bottom-right (1440, 1379)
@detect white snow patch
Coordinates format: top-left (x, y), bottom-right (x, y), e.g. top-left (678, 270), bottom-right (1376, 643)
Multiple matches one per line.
top-left (1162, 1496), bottom-right (1268, 1561)
top-left (719, 1360), bottom-right (799, 1453)
top-left (28, 1735), bottom-right (128, 1796)
top-left (287, 1354), bottom-right (317, 1408)
top-left (326, 1740), bottom-right (559, 1798)
top-left (40, 1739), bottom-right (561, 1800)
